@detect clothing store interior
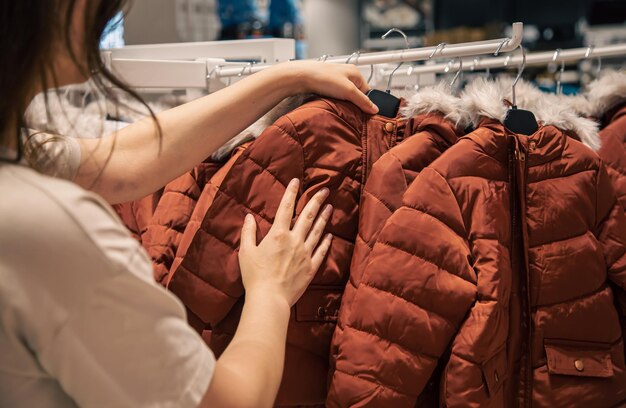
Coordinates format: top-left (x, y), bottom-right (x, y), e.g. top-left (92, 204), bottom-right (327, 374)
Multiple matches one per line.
top-left (3, 0), bottom-right (626, 407)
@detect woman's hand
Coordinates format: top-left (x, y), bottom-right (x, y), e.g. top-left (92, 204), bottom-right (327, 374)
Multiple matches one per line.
top-left (275, 60), bottom-right (379, 115)
top-left (238, 178), bottom-right (333, 307)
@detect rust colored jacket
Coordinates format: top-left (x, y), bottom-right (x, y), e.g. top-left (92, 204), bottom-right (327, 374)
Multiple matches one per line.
top-left (589, 71), bottom-right (626, 216)
top-left (113, 192), bottom-right (162, 243)
top-left (330, 78), bottom-right (626, 407)
top-left (116, 97), bottom-right (305, 283)
top-left (327, 85), bottom-right (466, 406)
top-left (142, 159), bottom-right (228, 284)
top-left (165, 96), bottom-right (447, 406)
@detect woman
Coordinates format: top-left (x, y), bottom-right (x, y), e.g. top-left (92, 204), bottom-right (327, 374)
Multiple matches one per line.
top-left (0, 1), bottom-right (378, 407)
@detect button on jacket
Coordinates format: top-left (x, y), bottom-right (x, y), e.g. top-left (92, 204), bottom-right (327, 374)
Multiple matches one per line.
top-left (165, 96), bottom-right (446, 406)
top-left (331, 78), bottom-right (626, 407)
top-left (326, 84), bottom-right (467, 407)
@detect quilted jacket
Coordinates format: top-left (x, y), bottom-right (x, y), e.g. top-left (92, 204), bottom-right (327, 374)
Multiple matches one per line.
top-left (113, 192), bottom-right (162, 244)
top-left (142, 159), bottom-right (225, 283)
top-left (326, 84), bottom-right (467, 406)
top-left (589, 71), bottom-right (626, 217)
top-left (330, 78), bottom-right (626, 407)
top-left (164, 94), bottom-right (458, 406)
top-left (115, 97), bottom-right (303, 283)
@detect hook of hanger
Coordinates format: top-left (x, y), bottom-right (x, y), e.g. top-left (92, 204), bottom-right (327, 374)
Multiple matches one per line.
top-left (511, 44), bottom-right (526, 107)
top-left (352, 50), bottom-right (374, 86)
top-left (318, 54), bottom-right (331, 62)
top-left (382, 28), bottom-right (410, 49)
top-left (493, 38), bottom-right (510, 57)
top-left (345, 51), bottom-right (359, 64)
top-left (381, 28), bottom-right (410, 93)
top-left (552, 48), bottom-right (565, 95)
top-left (429, 42), bottom-right (447, 59)
top-left (585, 45), bottom-right (602, 78)
top-left (448, 59), bottom-right (464, 87)
top-left (238, 62), bottom-right (254, 78)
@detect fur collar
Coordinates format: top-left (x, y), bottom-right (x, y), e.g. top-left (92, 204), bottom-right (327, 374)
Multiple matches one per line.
top-left (586, 70), bottom-right (626, 118)
top-left (461, 77), bottom-right (600, 150)
top-left (400, 82), bottom-right (468, 128)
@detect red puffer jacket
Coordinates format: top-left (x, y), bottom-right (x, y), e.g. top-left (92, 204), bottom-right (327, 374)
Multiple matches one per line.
top-left (165, 96), bottom-right (449, 406)
top-left (117, 97), bottom-right (305, 283)
top-left (330, 78), bottom-right (626, 407)
top-left (113, 192), bottom-right (162, 243)
top-left (142, 159), bottom-right (224, 283)
top-left (589, 71), bottom-right (626, 216)
top-left (326, 85), bottom-right (466, 406)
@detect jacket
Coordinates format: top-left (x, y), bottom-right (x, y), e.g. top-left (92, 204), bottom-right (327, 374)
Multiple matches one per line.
top-left (115, 97), bottom-right (301, 283)
top-left (329, 78), bottom-right (626, 407)
top-left (142, 159), bottom-right (224, 284)
top-left (165, 95), bottom-right (446, 406)
top-left (113, 191), bottom-right (162, 244)
top-left (326, 84), bottom-right (466, 406)
top-left (589, 71), bottom-right (626, 216)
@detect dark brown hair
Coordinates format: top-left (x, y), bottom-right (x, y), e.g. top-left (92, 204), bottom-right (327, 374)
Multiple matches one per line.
top-left (0, 0), bottom-right (156, 163)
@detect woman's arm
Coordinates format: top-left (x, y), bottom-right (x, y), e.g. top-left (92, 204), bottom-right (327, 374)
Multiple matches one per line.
top-left (75, 61), bottom-right (377, 204)
top-left (200, 179), bottom-right (333, 408)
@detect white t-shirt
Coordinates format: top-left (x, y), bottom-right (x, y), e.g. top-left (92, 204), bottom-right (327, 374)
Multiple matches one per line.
top-left (0, 162), bottom-right (215, 407)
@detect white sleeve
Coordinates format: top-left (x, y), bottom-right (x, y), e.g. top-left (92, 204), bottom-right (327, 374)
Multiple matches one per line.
top-left (38, 257), bottom-right (215, 408)
top-left (4, 173), bottom-right (215, 408)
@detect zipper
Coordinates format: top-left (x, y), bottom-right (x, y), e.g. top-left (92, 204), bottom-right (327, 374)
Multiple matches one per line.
top-left (507, 138), bottom-right (522, 407)
top-left (513, 137), bottom-right (533, 408)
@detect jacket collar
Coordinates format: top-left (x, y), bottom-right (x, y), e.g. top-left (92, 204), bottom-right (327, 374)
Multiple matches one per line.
top-left (460, 77), bottom-right (600, 152)
top-left (400, 82), bottom-right (468, 129)
top-left (587, 70), bottom-right (626, 119)
top-left (212, 84), bottom-right (468, 161)
top-left (603, 101), bottom-right (626, 126)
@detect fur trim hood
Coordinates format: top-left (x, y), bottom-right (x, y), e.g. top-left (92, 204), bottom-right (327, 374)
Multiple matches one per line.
top-left (400, 82), bottom-right (468, 128)
top-left (586, 70), bottom-right (626, 118)
top-left (461, 77), bottom-right (600, 150)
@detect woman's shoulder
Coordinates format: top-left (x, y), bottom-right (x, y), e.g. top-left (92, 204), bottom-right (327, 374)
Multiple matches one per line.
top-left (0, 164), bottom-right (153, 282)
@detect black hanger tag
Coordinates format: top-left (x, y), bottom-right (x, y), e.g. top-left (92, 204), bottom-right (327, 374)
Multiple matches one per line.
top-left (367, 89), bottom-right (401, 118)
top-left (504, 107), bottom-right (538, 136)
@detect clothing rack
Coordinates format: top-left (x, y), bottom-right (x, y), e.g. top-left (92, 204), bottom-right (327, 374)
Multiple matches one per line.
top-left (382, 43), bottom-right (626, 78)
top-left (214, 22), bottom-right (524, 79)
top-left (104, 22), bottom-right (523, 89)
top-left (102, 38), bottom-right (296, 89)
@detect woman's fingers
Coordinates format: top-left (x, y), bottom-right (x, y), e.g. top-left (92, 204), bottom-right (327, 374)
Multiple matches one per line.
top-left (240, 214), bottom-right (258, 250)
top-left (311, 233), bottom-right (333, 272)
top-left (346, 65), bottom-right (370, 94)
top-left (346, 84), bottom-right (378, 115)
top-left (293, 188), bottom-right (329, 237)
top-left (305, 204), bottom-right (333, 251)
top-left (273, 178), bottom-right (300, 230)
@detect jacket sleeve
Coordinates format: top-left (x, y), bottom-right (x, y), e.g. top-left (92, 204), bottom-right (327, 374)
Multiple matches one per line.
top-left (595, 164), bottom-right (626, 351)
top-left (113, 192), bottom-right (162, 244)
top-left (327, 168), bottom-right (477, 408)
top-left (166, 121), bottom-right (307, 328)
top-left (143, 172), bottom-right (204, 285)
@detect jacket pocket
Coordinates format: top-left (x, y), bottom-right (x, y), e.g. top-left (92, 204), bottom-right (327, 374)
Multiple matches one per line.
top-left (295, 286), bottom-right (342, 323)
top-left (544, 338), bottom-right (614, 378)
top-left (481, 347), bottom-right (507, 396)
